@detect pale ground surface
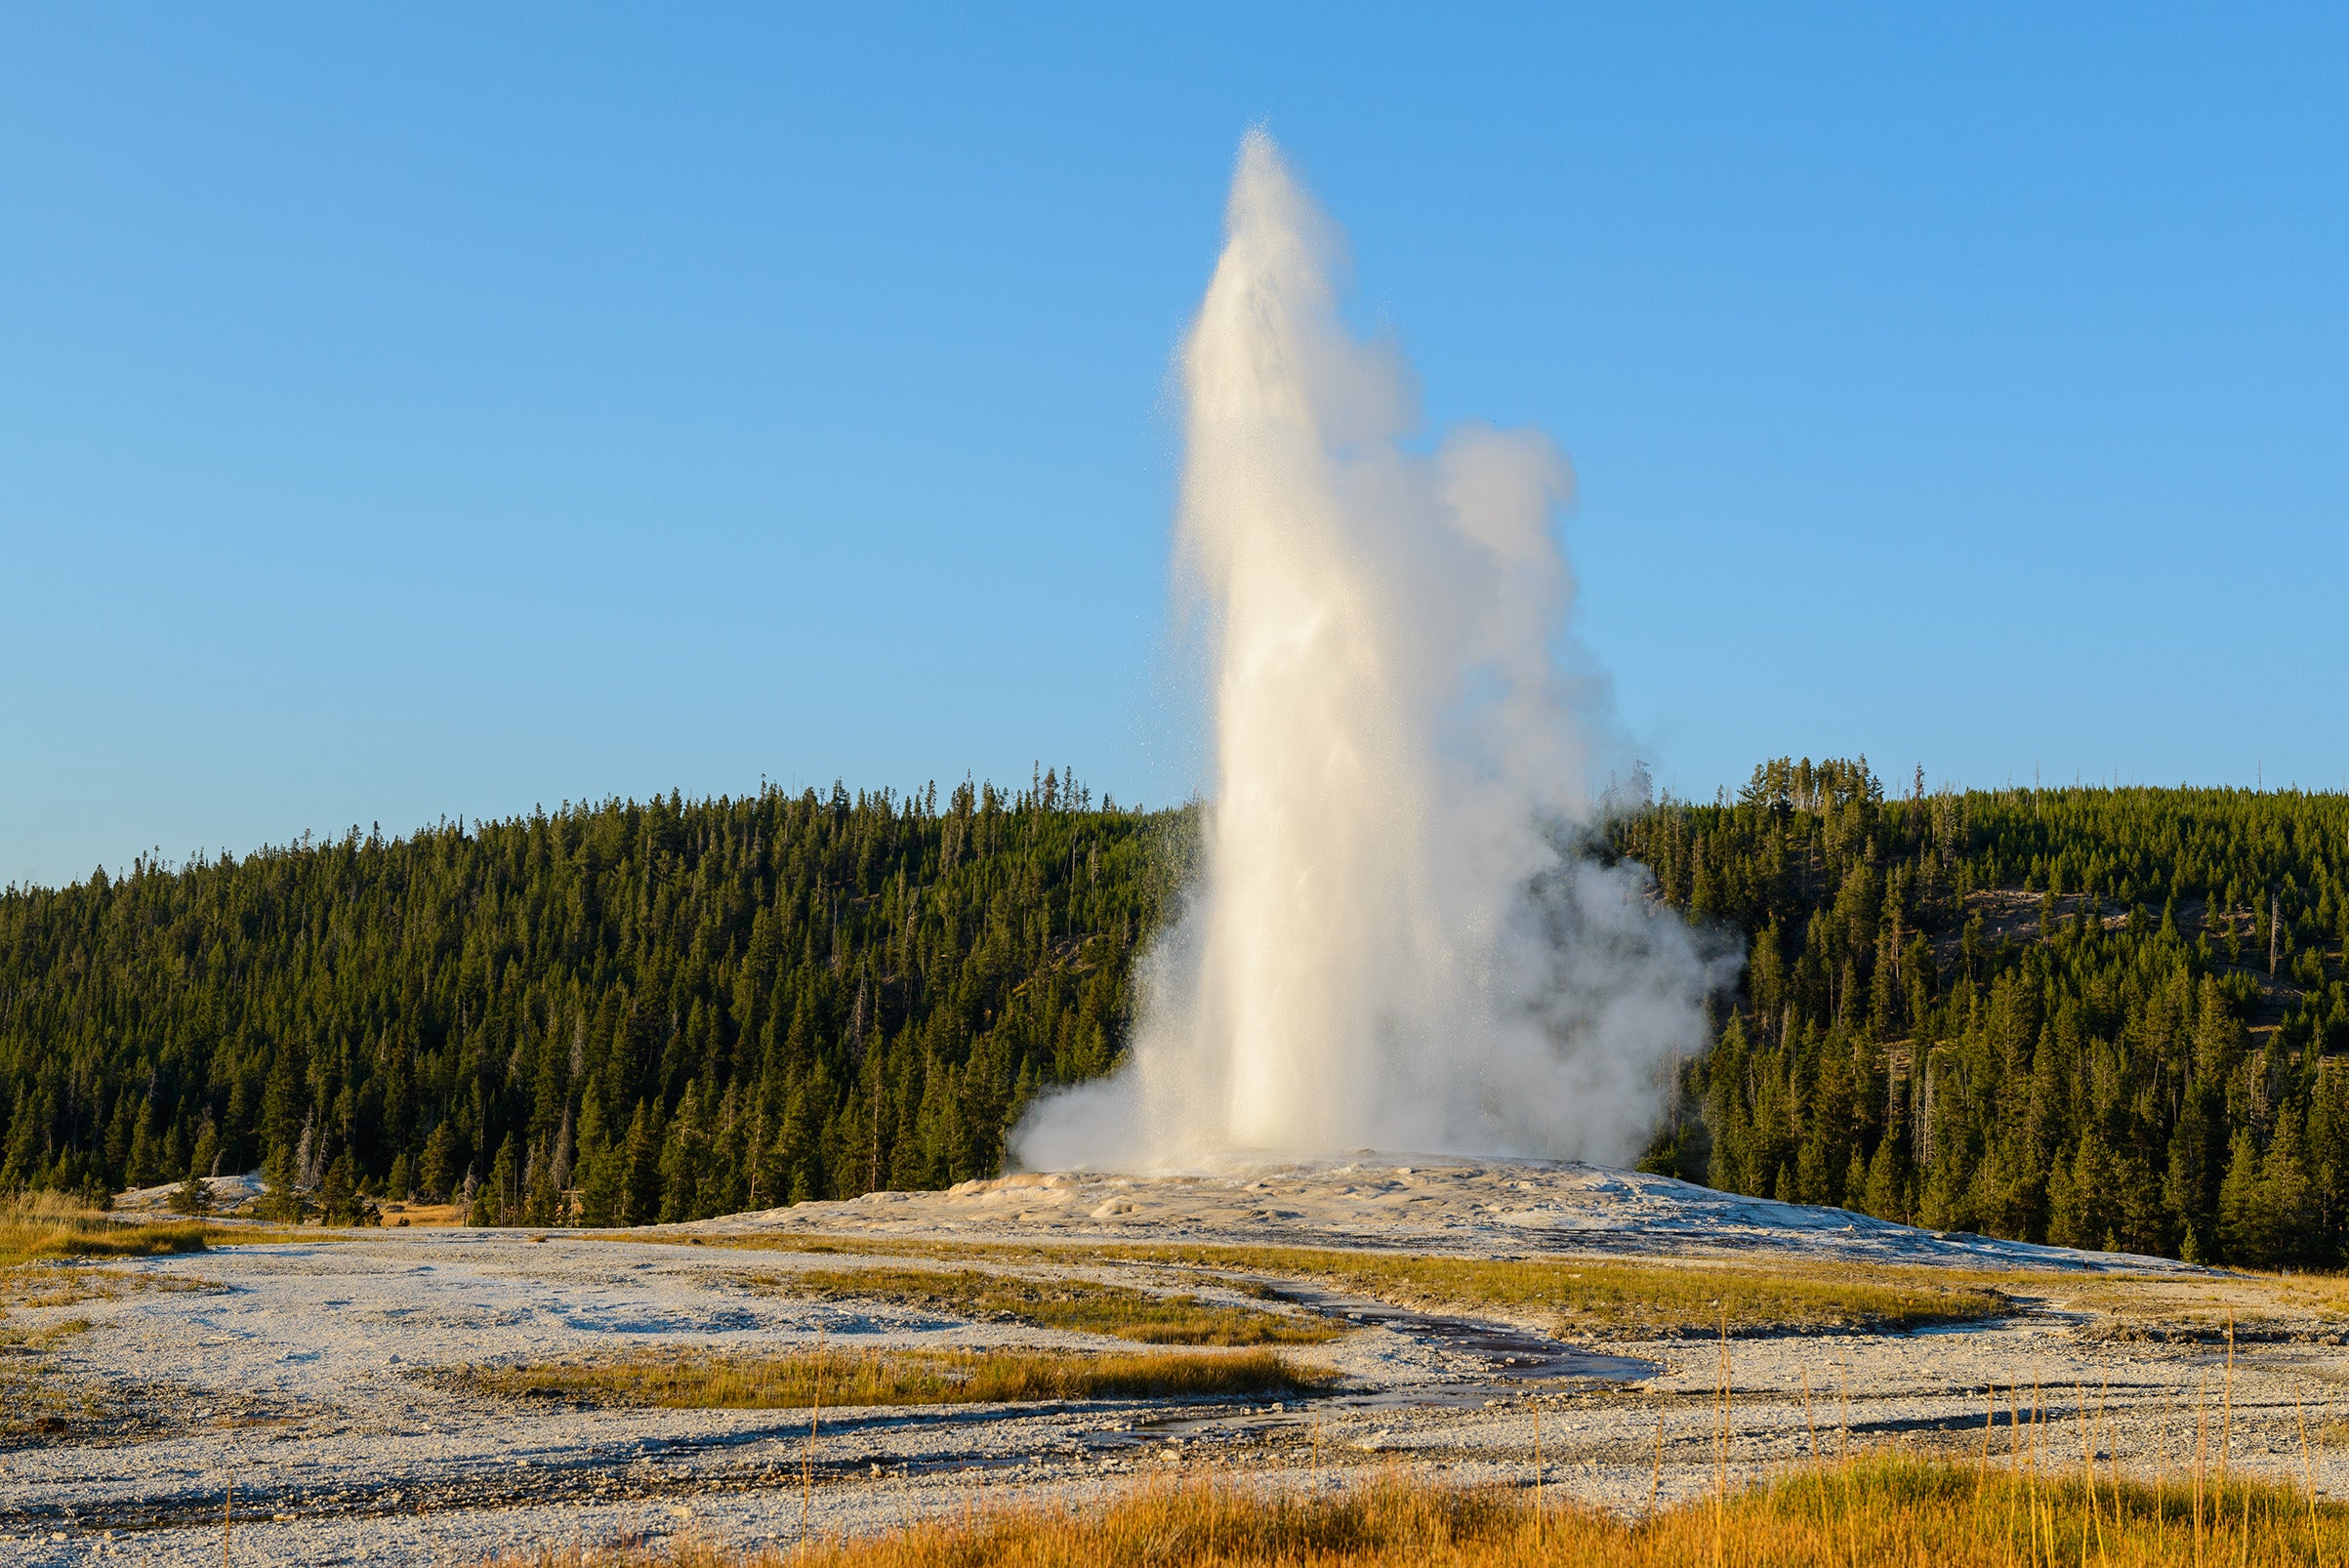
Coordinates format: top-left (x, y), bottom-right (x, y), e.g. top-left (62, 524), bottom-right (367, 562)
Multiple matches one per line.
top-left (9, 1158), bottom-right (2346, 1566)
top-left (703, 1157), bottom-right (2178, 1266)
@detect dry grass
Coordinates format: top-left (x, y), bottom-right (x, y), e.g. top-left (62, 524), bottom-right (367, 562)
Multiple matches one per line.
top-left (605, 1233), bottom-right (2012, 1338)
top-left (0, 1315), bottom-right (89, 1353)
top-left (1110, 1246), bottom-right (2016, 1337)
top-left (0, 1195), bottom-right (241, 1444)
top-left (483, 1455), bottom-right (2349, 1567)
top-left (2252, 1273), bottom-right (2349, 1321)
top-left (458, 1344), bottom-right (1333, 1411)
top-left (0, 1315), bottom-right (94, 1439)
top-left (1978, 1267), bottom-right (2349, 1342)
top-left (775, 1265), bottom-right (1339, 1345)
top-left (0, 1192), bottom-right (223, 1267)
top-left (0, 1265), bottom-right (217, 1312)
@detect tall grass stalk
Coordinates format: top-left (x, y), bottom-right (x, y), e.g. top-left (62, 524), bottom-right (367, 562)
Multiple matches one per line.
top-left (2158, 1390), bottom-right (2169, 1518)
top-left (2080, 1381), bottom-right (2110, 1568)
top-left (1711, 1307), bottom-right (1728, 1568)
top-left (1530, 1402), bottom-right (1542, 1546)
top-left (1713, 1307), bottom-right (1729, 1497)
top-left (2032, 1379), bottom-right (2047, 1568)
top-left (1837, 1357), bottom-right (1851, 1464)
top-left (2294, 1389), bottom-right (2319, 1564)
top-left (2119, 1392), bottom-right (2130, 1551)
top-left (1651, 1412), bottom-right (1663, 1511)
top-left (1837, 1359), bottom-right (1855, 1567)
top-left (2200, 1370), bottom-right (2211, 1568)
top-left (2005, 1383), bottom-right (2023, 1560)
top-left (1802, 1369), bottom-right (1820, 1462)
top-left (1971, 1384), bottom-right (1992, 1542)
top-left (2227, 1313), bottom-right (2238, 1481)
top-left (801, 1330), bottom-right (823, 1546)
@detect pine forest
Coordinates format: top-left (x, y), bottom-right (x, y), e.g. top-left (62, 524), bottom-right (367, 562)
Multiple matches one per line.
top-left (4, 760), bottom-right (2346, 1268)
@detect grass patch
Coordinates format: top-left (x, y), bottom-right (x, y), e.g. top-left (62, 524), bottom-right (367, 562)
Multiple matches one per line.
top-left (600, 1233), bottom-right (2011, 1337)
top-left (0, 1315), bottom-right (90, 1353)
top-left (484, 1455), bottom-right (2349, 1567)
top-left (1985, 1268), bottom-right (2349, 1341)
top-left (775, 1265), bottom-right (1339, 1345)
top-left (459, 1345), bottom-right (1332, 1410)
top-left (1110, 1245), bottom-right (2015, 1337)
top-left (2251, 1272), bottom-right (2349, 1322)
top-left (0, 1193), bottom-right (223, 1267)
top-left (0, 1265), bottom-right (218, 1312)
top-left (0, 1196), bottom-right (280, 1446)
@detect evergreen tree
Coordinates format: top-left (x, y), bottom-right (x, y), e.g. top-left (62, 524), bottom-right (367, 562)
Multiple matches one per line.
top-left (2218, 1130), bottom-right (2268, 1265)
top-left (621, 1101), bottom-right (663, 1226)
top-left (419, 1125), bottom-right (460, 1205)
top-left (166, 1165), bottom-right (210, 1217)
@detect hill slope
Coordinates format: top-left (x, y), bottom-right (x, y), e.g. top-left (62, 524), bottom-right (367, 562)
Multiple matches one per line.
top-left (0, 773), bottom-right (1175, 1222)
top-left (1628, 760), bottom-right (2349, 1267)
top-left (5, 760), bottom-right (2346, 1265)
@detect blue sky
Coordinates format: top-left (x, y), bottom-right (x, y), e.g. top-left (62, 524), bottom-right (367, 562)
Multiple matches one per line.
top-left (6, 7), bottom-right (2346, 887)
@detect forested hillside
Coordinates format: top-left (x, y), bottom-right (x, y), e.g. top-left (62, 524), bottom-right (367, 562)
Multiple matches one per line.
top-left (8, 760), bottom-right (2348, 1266)
top-left (1626, 760), bottom-right (2349, 1267)
top-left (0, 772), bottom-right (1179, 1224)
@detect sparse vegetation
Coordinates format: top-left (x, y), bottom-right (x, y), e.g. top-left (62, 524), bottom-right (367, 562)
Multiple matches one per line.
top-left (773, 1264), bottom-right (1339, 1344)
top-left (0, 1315), bottom-right (94, 1440)
top-left (2254, 1271), bottom-right (2349, 1321)
top-left (1105, 1245), bottom-right (2014, 1337)
top-left (629, 1234), bottom-right (2011, 1338)
top-left (457, 1344), bottom-right (1332, 1410)
top-left (480, 1457), bottom-right (2349, 1566)
top-left (0, 1265), bottom-right (216, 1315)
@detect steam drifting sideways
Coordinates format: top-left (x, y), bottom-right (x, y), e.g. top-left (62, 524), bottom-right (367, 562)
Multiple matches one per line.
top-left (1015, 133), bottom-right (1731, 1172)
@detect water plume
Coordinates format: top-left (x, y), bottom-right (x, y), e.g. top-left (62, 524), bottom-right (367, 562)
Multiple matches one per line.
top-left (1014, 132), bottom-right (1726, 1170)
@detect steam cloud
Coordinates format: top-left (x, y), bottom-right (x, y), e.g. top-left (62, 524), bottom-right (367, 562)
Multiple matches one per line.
top-left (1013, 133), bottom-right (1727, 1171)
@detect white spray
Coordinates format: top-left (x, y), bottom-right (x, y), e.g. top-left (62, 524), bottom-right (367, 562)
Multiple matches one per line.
top-left (1014, 132), bottom-right (1725, 1170)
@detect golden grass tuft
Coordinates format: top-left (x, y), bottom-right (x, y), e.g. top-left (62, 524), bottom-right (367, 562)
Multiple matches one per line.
top-left (483, 1455), bottom-right (2349, 1567)
top-left (0, 1193), bottom-right (221, 1267)
top-left (1106, 1245), bottom-right (2015, 1337)
top-left (601, 1233), bottom-right (2012, 1338)
top-left (778, 1265), bottom-right (1340, 1344)
top-left (459, 1344), bottom-right (1333, 1411)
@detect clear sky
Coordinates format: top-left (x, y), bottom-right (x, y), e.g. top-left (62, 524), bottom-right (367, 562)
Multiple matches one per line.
top-left (7, 7), bottom-right (2346, 888)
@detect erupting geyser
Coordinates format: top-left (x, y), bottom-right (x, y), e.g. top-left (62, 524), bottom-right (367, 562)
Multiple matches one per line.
top-left (1014, 132), bottom-right (1726, 1170)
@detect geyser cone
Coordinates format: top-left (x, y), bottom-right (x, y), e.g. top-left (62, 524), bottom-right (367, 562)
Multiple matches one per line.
top-left (1014, 132), bottom-right (1725, 1171)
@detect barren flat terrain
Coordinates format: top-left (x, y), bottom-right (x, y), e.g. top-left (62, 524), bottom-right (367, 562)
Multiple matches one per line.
top-left (8, 1159), bottom-right (2346, 1565)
